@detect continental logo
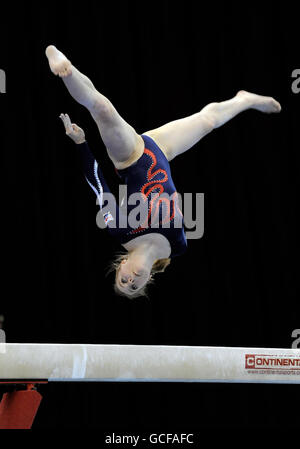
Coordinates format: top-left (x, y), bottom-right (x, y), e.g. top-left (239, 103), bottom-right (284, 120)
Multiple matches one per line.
top-left (245, 354), bottom-right (300, 372)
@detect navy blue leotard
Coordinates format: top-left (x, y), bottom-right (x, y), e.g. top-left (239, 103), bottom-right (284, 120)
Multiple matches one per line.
top-left (77, 134), bottom-right (187, 258)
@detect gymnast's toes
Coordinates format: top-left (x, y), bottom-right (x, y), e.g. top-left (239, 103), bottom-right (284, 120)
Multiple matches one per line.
top-left (45, 44), bottom-right (72, 77)
top-left (271, 98), bottom-right (281, 113)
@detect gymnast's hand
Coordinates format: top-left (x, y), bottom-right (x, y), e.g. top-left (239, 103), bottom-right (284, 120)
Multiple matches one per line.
top-left (59, 113), bottom-right (86, 144)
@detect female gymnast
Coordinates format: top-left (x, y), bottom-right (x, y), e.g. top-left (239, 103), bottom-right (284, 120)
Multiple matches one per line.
top-left (46, 45), bottom-right (281, 298)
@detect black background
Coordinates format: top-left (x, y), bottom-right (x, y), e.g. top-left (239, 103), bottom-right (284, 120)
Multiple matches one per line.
top-left (0, 1), bottom-right (299, 432)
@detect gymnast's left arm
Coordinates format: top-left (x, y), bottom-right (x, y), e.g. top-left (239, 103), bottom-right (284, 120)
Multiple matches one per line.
top-left (59, 113), bottom-right (125, 234)
top-left (59, 113), bottom-right (98, 184)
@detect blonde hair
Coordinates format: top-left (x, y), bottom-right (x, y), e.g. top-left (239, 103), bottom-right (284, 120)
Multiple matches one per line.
top-left (106, 251), bottom-right (171, 299)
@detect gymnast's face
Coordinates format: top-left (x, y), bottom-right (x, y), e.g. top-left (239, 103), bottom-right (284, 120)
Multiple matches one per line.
top-left (117, 258), bottom-right (150, 295)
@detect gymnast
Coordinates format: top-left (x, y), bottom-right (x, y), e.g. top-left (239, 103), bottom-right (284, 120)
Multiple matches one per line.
top-left (46, 45), bottom-right (281, 298)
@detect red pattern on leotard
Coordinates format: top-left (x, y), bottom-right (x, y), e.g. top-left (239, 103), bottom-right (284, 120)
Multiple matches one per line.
top-left (131, 148), bottom-right (181, 234)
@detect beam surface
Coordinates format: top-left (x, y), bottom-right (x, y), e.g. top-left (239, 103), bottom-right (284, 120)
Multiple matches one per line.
top-left (1, 344), bottom-right (300, 383)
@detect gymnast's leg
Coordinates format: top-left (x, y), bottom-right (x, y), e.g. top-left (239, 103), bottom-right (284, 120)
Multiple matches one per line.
top-left (143, 90), bottom-right (281, 161)
top-left (45, 45), bottom-right (144, 169)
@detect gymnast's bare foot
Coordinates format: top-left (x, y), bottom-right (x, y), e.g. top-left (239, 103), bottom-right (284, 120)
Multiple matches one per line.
top-left (236, 90), bottom-right (281, 113)
top-left (45, 45), bottom-right (72, 78)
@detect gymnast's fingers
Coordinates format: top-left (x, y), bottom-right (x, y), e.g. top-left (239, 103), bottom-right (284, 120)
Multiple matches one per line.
top-left (59, 113), bottom-right (67, 129)
top-left (65, 113), bottom-right (72, 129)
top-left (63, 114), bottom-right (74, 134)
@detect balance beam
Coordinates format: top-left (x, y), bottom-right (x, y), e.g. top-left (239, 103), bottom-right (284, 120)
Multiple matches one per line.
top-left (1, 344), bottom-right (300, 383)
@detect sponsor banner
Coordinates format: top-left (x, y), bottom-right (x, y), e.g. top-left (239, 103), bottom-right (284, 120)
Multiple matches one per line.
top-left (245, 354), bottom-right (300, 376)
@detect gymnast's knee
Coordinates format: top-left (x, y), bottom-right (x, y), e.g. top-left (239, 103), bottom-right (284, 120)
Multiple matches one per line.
top-left (198, 105), bottom-right (218, 131)
top-left (91, 95), bottom-right (114, 121)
